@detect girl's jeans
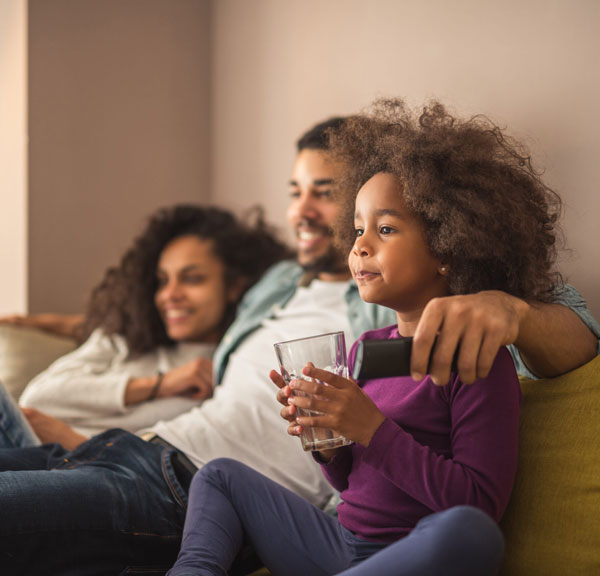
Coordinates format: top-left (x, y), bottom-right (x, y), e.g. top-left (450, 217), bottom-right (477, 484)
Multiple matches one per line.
top-left (168, 458), bottom-right (504, 576)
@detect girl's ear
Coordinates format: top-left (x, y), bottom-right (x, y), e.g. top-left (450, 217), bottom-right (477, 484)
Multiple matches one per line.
top-left (227, 276), bottom-right (248, 303)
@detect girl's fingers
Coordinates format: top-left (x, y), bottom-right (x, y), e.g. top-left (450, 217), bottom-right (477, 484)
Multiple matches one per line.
top-left (295, 413), bottom-right (336, 431)
top-left (279, 403), bottom-right (297, 422)
top-left (276, 384), bottom-right (293, 407)
top-left (269, 369), bottom-right (286, 389)
top-left (301, 365), bottom-right (350, 389)
top-left (288, 422), bottom-right (302, 437)
top-left (288, 395), bottom-right (341, 418)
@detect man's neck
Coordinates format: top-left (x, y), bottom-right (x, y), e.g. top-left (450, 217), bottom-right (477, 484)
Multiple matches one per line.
top-left (298, 270), bottom-right (351, 287)
top-left (317, 271), bottom-right (352, 283)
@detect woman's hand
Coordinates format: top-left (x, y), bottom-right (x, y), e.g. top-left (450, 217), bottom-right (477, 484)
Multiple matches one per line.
top-left (20, 407), bottom-right (88, 450)
top-left (158, 358), bottom-right (214, 400)
top-left (125, 358), bottom-right (214, 405)
top-left (270, 365), bottom-right (386, 448)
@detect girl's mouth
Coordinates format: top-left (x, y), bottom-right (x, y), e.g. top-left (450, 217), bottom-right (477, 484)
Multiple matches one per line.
top-left (354, 270), bottom-right (381, 281)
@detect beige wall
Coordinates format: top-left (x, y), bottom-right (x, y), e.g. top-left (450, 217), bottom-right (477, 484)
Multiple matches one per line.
top-left (28, 0), bottom-right (212, 313)
top-left (0, 0), bottom-right (27, 315)
top-left (211, 0), bottom-right (600, 319)
top-left (9, 0), bottom-right (600, 320)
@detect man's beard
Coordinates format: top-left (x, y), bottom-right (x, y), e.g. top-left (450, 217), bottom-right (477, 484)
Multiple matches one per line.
top-left (299, 245), bottom-right (349, 276)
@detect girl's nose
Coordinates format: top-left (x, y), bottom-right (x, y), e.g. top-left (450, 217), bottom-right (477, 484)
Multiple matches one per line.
top-left (352, 233), bottom-right (371, 256)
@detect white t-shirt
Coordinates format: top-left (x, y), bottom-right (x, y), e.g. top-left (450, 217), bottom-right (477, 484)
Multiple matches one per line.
top-left (20, 329), bottom-right (215, 436)
top-left (149, 279), bottom-right (352, 506)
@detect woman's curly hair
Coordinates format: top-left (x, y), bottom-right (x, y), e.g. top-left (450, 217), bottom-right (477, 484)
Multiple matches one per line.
top-left (80, 204), bottom-right (292, 356)
top-left (329, 99), bottom-right (563, 302)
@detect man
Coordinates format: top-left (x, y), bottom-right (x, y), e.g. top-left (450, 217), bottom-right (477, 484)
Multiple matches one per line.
top-left (0, 117), bottom-right (598, 574)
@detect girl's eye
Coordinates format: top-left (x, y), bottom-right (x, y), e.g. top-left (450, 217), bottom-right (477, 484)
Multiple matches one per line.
top-left (354, 228), bottom-right (364, 237)
top-left (379, 226), bottom-right (393, 235)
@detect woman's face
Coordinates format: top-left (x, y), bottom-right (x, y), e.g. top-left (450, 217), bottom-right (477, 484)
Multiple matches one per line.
top-left (154, 235), bottom-right (238, 343)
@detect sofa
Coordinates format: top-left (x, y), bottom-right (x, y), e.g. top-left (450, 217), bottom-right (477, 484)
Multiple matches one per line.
top-left (1, 324), bottom-right (598, 575)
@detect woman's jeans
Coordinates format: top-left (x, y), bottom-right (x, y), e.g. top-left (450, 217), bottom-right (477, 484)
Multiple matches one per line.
top-left (168, 458), bottom-right (505, 576)
top-left (0, 382), bottom-right (187, 575)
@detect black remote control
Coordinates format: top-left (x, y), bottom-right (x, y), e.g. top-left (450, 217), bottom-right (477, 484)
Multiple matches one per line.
top-left (352, 337), bottom-right (459, 380)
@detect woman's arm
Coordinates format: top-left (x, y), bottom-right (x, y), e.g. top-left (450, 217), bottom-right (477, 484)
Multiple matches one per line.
top-left (20, 329), bottom-right (214, 422)
top-left (0, 313), bottom-right (84, 339)
top-left (124, 359), bottom-right (214, 405)
top-left (19, 329), bottom-right (134, 419)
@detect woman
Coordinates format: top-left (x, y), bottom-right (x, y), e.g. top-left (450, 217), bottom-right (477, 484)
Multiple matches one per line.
top-left (17, 204), bottom-right (290, 447)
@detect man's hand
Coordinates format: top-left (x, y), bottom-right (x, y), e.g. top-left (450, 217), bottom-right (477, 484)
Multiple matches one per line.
top-left (20, 407), bottom-right (88, 450)
top-left (411, 291), bottom-right (530, 386)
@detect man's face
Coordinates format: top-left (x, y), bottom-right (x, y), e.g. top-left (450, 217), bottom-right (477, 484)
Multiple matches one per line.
top-left (286, 149), bottom-right (349, 279)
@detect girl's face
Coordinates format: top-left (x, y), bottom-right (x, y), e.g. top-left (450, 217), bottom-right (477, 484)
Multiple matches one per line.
top-left (154, 235), bottom-right (240, 343)
top-left (349, 172), bottom-right (450, 329)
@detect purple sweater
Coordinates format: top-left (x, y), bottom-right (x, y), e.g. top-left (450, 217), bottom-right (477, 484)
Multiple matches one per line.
top-left (319, 325), bottom-right (521, 543)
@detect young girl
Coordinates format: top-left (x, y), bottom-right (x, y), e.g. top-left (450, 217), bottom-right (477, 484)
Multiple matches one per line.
top-left (16, 204), bottom-right (290, 447)
top-left (166, 100), bottom-right (562, 576)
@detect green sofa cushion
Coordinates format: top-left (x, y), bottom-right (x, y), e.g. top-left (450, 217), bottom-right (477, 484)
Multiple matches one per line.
top-left (500, 355), bottom-right (600, 575)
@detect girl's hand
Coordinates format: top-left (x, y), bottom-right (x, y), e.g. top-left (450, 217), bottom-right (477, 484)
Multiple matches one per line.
top-left (270, 369), bottom-right (303, 438)
top-left (269, 368), bottom-right (344, 460)
top-left (286, 364), bottom-right (386, 447)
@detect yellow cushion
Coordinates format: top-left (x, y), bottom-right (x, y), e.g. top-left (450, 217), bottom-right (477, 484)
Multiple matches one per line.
top-left (499, 355), bottom-right (600, 575)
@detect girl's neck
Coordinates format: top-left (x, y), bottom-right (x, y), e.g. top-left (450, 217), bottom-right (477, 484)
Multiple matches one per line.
top-left (394, 309), bottom-right (423, 337)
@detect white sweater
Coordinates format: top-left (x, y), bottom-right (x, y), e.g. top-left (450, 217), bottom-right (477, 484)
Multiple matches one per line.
top-left (20, 329), bottom-right (215, 436)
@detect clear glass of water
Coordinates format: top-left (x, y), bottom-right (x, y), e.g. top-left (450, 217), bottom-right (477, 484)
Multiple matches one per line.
top-left (274, 331), bottom-right (353, 451)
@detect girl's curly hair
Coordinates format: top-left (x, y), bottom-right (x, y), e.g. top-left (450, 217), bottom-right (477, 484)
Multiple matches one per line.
top-left (80, 204), bottom-right (292, 356)
top-left (329, 99), bottom-right (563, 302)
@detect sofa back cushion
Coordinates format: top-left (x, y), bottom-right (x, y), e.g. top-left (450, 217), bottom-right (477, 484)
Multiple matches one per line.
top-left (499, 355), bottom-right (600, 575)
top-left (0, 325), bottom-right (77, 401)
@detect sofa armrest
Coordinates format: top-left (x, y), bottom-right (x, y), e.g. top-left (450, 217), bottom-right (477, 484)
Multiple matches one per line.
top-left (0, 325), bottom-right (77, 401)
top-left (499, 355), bottom-right (600, 575)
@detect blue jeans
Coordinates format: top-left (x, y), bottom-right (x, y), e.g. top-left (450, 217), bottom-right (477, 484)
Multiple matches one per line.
top-left (0, 382), bottom-right (187, 575)
top-left (167, 458), bottom-right (505, 576)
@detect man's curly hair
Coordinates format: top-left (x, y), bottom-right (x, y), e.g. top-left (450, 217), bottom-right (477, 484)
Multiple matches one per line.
top-left (80, 204), bottom-right (292, 356)
top-left (329, 99), bottom-right (563, 302)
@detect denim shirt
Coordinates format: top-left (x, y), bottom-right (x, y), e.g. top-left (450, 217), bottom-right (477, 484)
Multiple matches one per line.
top-left (213, 261), bottom-right (600, 384)
top-left (511, 283), bottom-right (600, 379)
